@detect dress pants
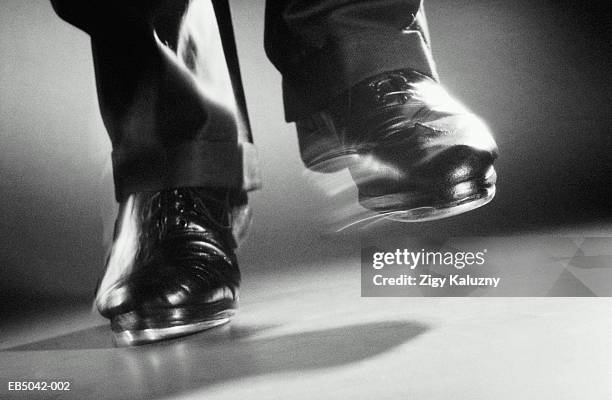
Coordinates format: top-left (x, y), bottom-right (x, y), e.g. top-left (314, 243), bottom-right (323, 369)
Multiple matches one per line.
top-left (51, 0), bottom-right (437, 201)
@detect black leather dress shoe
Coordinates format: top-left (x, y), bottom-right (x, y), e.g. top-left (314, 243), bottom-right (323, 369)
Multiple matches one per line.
top-left (296, 69), bottom-right (498, 221)
top-left (95, 187), bottom-right (243, 346)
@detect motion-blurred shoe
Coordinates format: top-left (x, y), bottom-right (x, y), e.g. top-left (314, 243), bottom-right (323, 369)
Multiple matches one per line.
top-left (95, 187), bottom-right (243, 346)
top-left (297, 69), bottom-right (498, 221)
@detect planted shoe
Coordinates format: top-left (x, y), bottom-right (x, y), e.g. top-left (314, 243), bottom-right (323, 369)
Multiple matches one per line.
top-left (95, 187), bottom-right (245, 346)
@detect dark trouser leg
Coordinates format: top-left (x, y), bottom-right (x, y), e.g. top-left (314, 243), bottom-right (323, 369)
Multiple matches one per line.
top-left (51, 1), bottom-right (257, 345)
top-left (265, 0), bottom-right (498, 222)
top-left (51, 0), bottom-right (260, 201)
top-left (264, 0), bottom-right (438, 122)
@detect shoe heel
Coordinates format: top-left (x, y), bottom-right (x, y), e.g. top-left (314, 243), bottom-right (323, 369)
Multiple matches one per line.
top-left (296, 112), bottom-right (357, 173)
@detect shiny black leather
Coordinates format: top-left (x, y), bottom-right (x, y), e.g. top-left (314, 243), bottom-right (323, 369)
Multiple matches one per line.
top-left (95, 187), bottom-right (246, 345)
top-left (297, 69), bottom-right (498, 218)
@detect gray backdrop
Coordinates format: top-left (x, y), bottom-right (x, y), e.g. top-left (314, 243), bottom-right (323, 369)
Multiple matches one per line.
top-left (1, 0), bottom-right (610, 310)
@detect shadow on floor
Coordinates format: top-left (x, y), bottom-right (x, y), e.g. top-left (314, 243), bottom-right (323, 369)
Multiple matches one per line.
top-left (3, 320), bottom-right (429, 399)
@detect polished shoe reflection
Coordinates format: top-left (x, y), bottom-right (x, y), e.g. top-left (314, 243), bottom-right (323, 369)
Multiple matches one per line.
top-left (96, 187), bottom-right (247, 346)
top-left (297, 69), bottom-right (498, 222)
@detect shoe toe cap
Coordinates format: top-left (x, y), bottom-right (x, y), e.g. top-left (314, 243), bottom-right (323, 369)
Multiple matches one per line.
top-left (349, 113), bottom-right (498, 196)
top-left (97, 254), bottom-right (239, 317)
top-left (410, 144), bottom-right (497, 188)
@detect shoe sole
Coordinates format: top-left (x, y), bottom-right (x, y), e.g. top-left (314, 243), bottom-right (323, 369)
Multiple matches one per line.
top-left (359, 175), bottom-right (496, 222)
top-left (110, 299), bottom-right (237, 346)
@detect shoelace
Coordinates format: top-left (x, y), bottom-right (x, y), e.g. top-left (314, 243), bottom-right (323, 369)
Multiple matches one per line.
top-left (369, 71), bottom-right (417, 106)
top-left (148, 188), bottom-right (233, 242)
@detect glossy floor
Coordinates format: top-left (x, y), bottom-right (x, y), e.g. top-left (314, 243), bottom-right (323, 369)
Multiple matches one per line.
top-left (1, 228), bottom-right (611, 400)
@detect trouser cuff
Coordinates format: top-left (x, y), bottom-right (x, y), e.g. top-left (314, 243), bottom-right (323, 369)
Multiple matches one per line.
top-left (112, 140), bottom-right (261, 202)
